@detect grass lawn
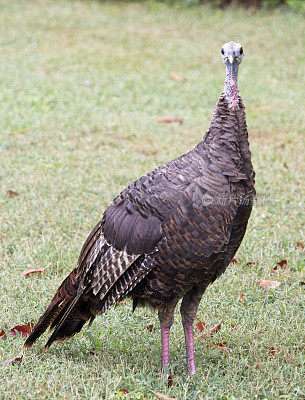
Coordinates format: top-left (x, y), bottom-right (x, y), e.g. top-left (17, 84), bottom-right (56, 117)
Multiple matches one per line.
top-left (0, 1), bottom-right (304, 399)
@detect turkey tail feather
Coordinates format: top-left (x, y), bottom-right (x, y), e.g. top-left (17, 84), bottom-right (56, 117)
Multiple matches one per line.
top-left (43, 285), bottom-right (86, 349)
top-left (23, 268), bottom-right (85, 349)
top-left (23, 299), bottom-right (70, 349)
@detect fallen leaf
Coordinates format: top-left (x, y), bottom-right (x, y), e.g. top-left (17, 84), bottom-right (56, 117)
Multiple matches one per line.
top-left (0, 330), bottom-right (6, 339)
top-left (167, 374), bottom-right (173, 388)
top-left (10, 323), bottom-right (33, 337)
top-left (119, 389), bottom-right (129, 394)
top-left (195, 321), bottom-right (206, 332)
top-left (21, 268), bottom-right (45, 277)
top-left (246, 260), bottom-right (258, 266)
top-left (153, 393), bottom-right (177, 400)
top-left (170, 72), bottom-right (184, 82)
top-left (277, 259), bottom-right (287, 269)
top-left (220, 347), bottom-right (233, 355)
top-left (268, 347), bottom-right (276, 356)
top-left (210, 341), bottom-right (227, 348)
top-left (1, 355), bottom-right (23, 366)
top-left (271, 259), bottom-right (287, 273)
top-left (230, 324), bottom-right (237, 329)
top-left (210, 341), bottom-right (233, 355)
top-left (231, 257), bottom-right (240, 264)
top-left (146, 324), bottom-right (154, 332)
top-left (210, 321), bottom-right (222, 334)
top-left (6, 190), bottom-right (19, 198)
top-left (197, 321), bottom-right (222, 340)
top-left (258, 280), bottom-right (281, 290)
top-left (297, 241), bottom-right (304, 250)
top-left (300, 282), bottom-right (305, 286)
top-left (157, 116), bottom-right (183, 125)
top-left (88, 368), bottom-right (94, 375)
top-left (237, 294), bottom-right (245, 302)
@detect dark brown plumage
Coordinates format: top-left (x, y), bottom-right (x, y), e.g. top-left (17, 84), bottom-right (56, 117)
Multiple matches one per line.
top-left (24, 41), bottom-right (255, 375)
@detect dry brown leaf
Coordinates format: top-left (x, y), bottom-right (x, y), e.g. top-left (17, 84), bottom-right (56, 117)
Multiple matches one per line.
top-left (220, 347), bottom-right (233, 355)
top-left (1, 355), bottom-right (23, 366)
top-left (231, 257), bottom-right (240, 264)
top-left (268, 347), bottom-right (276, 356)
top-left (10, 323), bottom-right (33, 338)
top-left (197, 321), bottom-right (222, 340)
top-left (157, 116), bottom-right (183, 125)
top-left (209, 341), bottom-right (233, 355)
top-left (237, 294), bottom-right (245, 302)
top-left (6, 190), bottom-right (19, 198)
top-left (277, 259), bottom-right (287, 269)
top-left (271, 259), bottom-right (288, 273)
top-left (297, 241), bottom-right (304, 250)
top-left (21, 268), bottom-right (45, 277)
top-left (0, 330), bottom-right (6, 339)
top-left (210, 341), bottom-right (227, 348)
top-left (210, 321), bottom-right (222, 334)
top-left (119, 389), bottom-right (129, 394)
top-left (258, 280), bottom-right (281, 290)
top-left (246, 260), bottom-right (258, 266)
top-left (167, 374), bottom-right (174, 388)
top-left (153, 393), bottom-right (177, 400)
top-left (195, 321), bottom-right (206, 332)
top-left (170, 72), bottom-right (184, 82)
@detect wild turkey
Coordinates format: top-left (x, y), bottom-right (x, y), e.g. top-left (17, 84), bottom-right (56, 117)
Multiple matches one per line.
top-left (24, 41), bottom-right (255, 375)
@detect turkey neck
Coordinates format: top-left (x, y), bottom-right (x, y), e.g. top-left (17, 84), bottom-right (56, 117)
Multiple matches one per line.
top-left (201, 95), bottom-right (255, 187)
top-left (224, 63), bottom-right (239, 108)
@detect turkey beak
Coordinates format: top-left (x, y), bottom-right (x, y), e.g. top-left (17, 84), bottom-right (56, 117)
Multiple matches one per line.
top-left (228, 55), bottom-right (234, 64)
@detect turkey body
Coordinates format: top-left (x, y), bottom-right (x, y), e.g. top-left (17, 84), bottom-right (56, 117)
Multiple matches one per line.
top-left (24, 93), bottom-right (255, 374)
top-left (87, 94), bottom-right (255, 313)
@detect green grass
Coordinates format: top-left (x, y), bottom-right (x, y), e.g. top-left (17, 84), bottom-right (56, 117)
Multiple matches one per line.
top-left (0, 1), bottom-right (305, 399)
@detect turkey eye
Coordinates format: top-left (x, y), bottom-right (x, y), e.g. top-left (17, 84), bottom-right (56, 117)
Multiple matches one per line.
top-left (221, 48), bottom-right (224, 55)
top-left (240, 47), bottom-right (243, 54)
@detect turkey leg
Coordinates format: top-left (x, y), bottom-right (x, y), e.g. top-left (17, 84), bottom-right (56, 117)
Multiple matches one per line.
top-left (160, 325), bottom-right (170, 375)
top-left (180, 285), bottom-right (206, 375)
top-left (158, 300), bottom-right (178, 376)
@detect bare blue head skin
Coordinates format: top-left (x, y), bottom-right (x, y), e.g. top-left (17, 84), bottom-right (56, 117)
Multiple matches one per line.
top-left (221, 41), bottom-right (244, 109)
